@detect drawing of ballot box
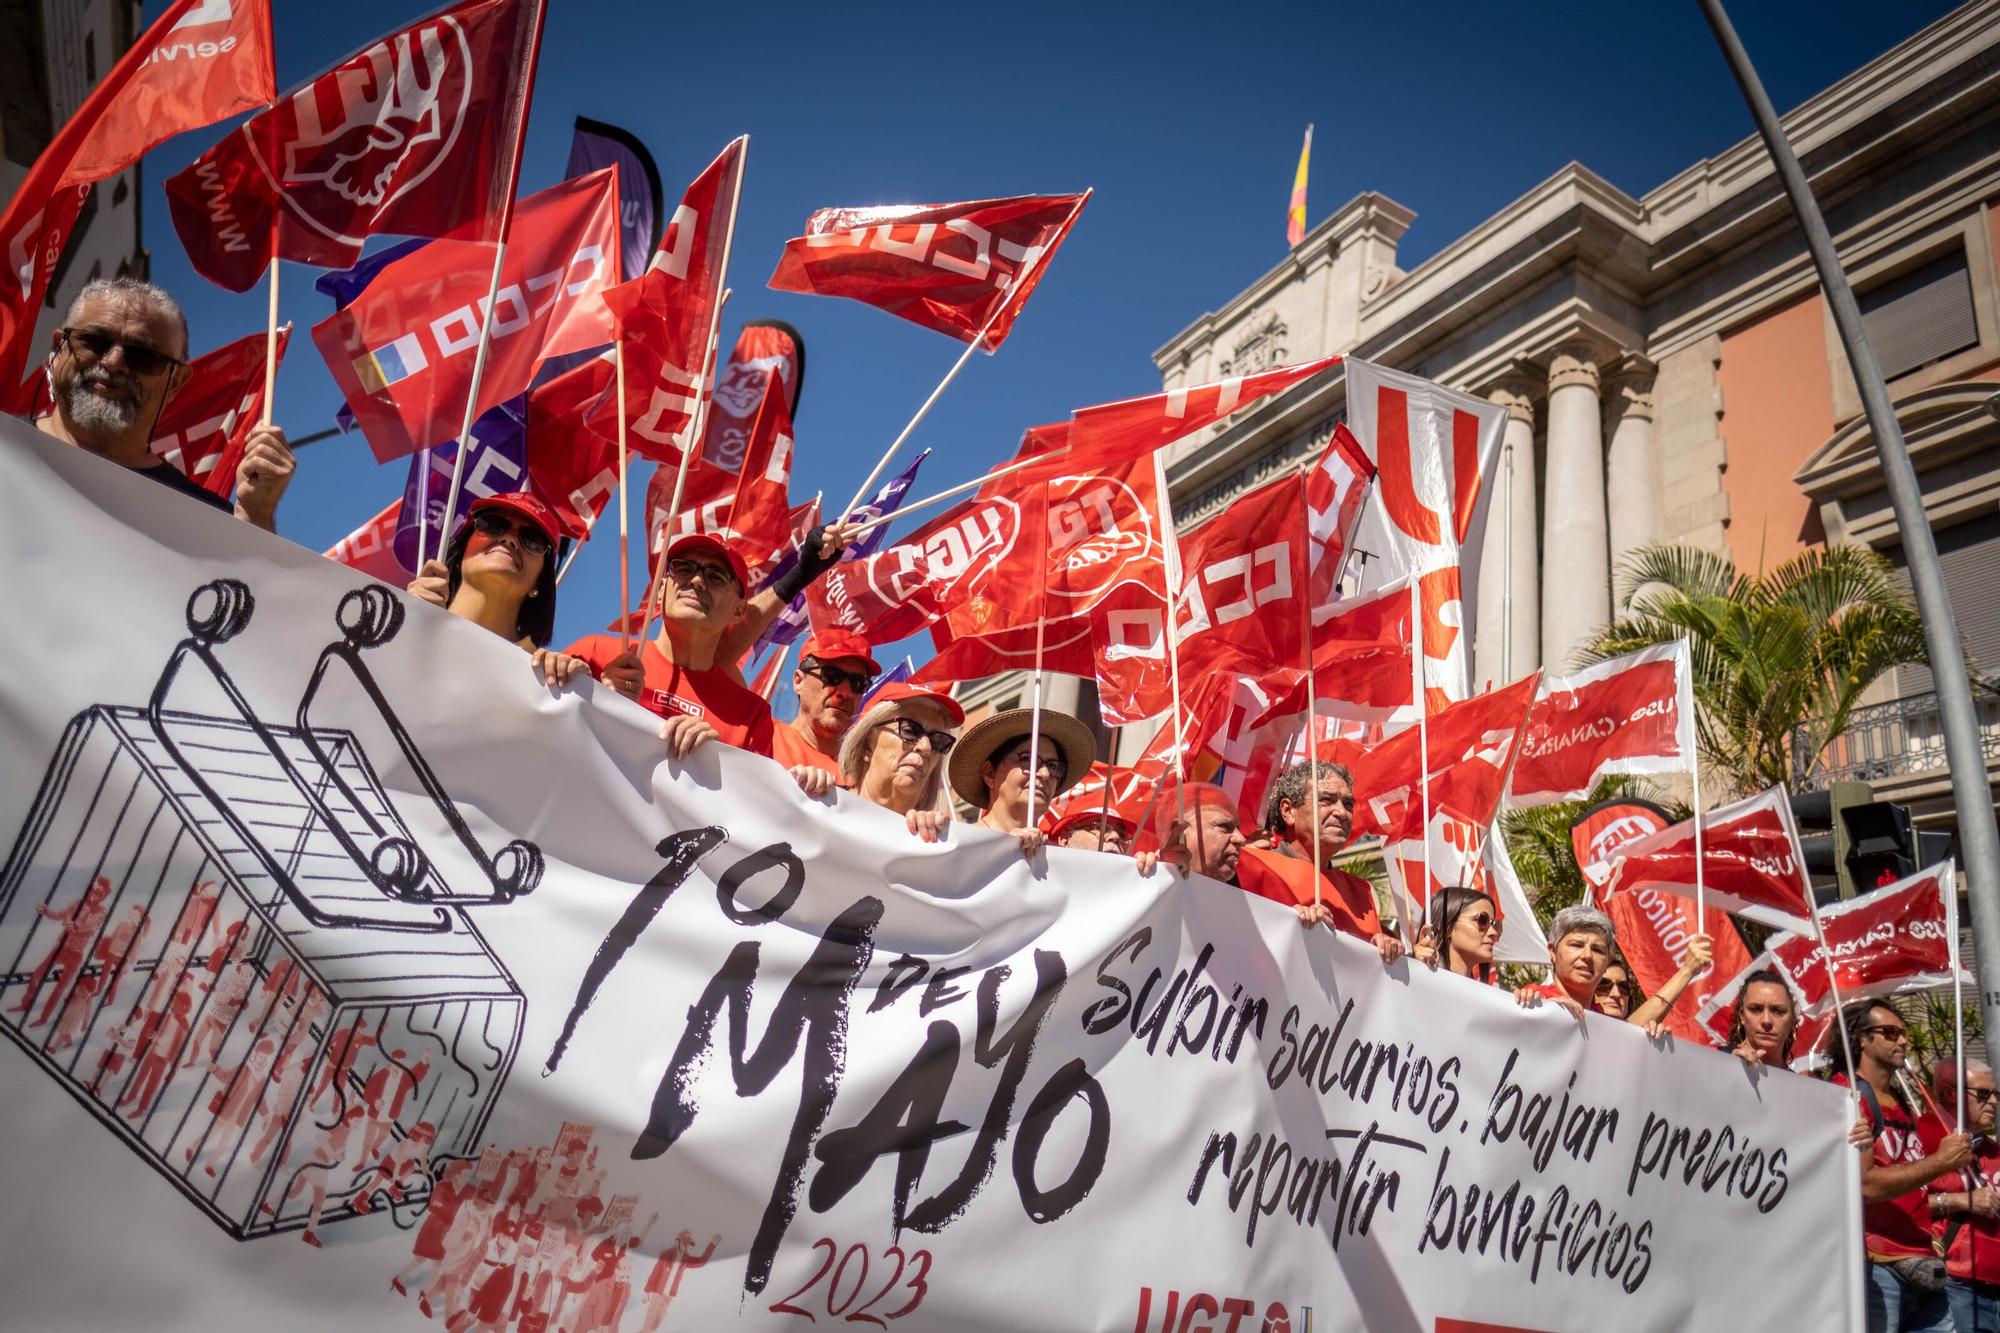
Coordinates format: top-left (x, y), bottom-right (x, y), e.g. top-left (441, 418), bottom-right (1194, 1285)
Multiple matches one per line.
top-left (0, 580), bottom-right (538, 1240)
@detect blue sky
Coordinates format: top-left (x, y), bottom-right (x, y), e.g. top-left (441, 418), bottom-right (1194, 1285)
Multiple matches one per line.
top-left (133, 0), bottom-right (1955, 710)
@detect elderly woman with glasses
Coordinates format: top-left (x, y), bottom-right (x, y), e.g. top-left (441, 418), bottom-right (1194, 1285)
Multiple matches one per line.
top-left (406, 493), bottom-right (587, 689)
top-left (1413, 887), bottom-right (1501, 984)
top-left (837, 683), bottom-right (965, 840)
top-left (946, 708), bottom-right (1095, 862)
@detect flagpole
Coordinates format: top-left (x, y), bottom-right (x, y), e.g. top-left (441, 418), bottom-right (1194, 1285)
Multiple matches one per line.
top-left (615, 338), bottom-right (632, 654)
top-left (554, 537), bottom-right (583, 586)
top-left (1949, 860), bottom-right (1966, 1128)
top-left (432, 0), bottom-right (551, 565)
top-left (1154, 451), bottom-right (1189, 833)
top-left (1500, 436), bottom-right (1514, 682)
top-left (844, 451), bottom-right (1061, 540)
top-left (1809, 890), bottom-right (1863, 1100)
top-left (1024, 613), bottom-right (1049, 829)
top-left (1692, 740), bottom-right (1707, 936)
top-left (262, 250), bottom-right (279, 424)
top-left (635, 286), bottom-right (732, 651)
top-left (1413, 577), bottom-right (1431, 935)
top-left (1299, 474), bottom-right (1323, 912)
top-left (840, 188), bottom-right (1092, 521)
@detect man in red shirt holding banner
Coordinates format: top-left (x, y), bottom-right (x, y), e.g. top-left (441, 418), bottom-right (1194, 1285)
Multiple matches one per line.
top-left (770, 631), bottom-right (880, 787)
top-left (1237, 760), bottom-right (1405, 961)
top-left (1927, 1060), bottom-right (2000, 1330)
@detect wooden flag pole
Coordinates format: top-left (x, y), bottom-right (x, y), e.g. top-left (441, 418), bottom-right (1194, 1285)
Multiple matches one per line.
top-left (262, 249), bottom-right (279, 423)
top-left (615, 338), bottom-right (632, 655)
top-left (839, 188), bottom-right (1093, 522)
top-left (1414, 577), bottom-right (1431, 944)
top-left (432, 0), bottom-right (549, 565)
top-left (554, 538), bottom-right (584, 586)
top-left (1024, 611), bottom-right (1049, 829)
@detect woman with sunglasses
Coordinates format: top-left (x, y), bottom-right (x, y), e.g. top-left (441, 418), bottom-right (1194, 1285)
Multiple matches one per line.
top-left (837, 684), bottom-right (965, 841)
top-left (1413, 887), bottom-right (1501, 984)
top-left (946, 709), bottom-right (1095, 862)
top-left (406, 493), bottom-right (586, 689)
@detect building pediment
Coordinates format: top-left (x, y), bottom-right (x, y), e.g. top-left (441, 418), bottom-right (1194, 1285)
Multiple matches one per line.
top-left (1794, 381), bottom-right (2000, 499)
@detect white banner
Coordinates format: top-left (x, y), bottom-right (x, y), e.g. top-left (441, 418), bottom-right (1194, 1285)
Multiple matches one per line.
top-left (0, 417), bottom-right (1862, 1330)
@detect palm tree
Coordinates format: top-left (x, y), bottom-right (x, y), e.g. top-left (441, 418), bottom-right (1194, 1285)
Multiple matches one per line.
top-left (1582, 542), bottom-right (1929, 797)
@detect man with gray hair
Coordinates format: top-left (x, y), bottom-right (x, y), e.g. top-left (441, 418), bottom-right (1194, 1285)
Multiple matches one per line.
top-left (1237, 758), bottom-right (1405, 963)
top-left (31, 277), bottom-right (294, 531)
top-left (1926, 1054), bottom-right (2000, 1330)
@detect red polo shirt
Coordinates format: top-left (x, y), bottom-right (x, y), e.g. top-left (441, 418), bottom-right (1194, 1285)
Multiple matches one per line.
top-left (1236, 845), bottom-right (1383, 943)
top-left (1930, 1138), bottom-right (2000, 1284)
top-left (771, 722), bottom-right (847, 786)
top-left (1835, 1074), bottom-right (1948, 1260)
top-left (567, 635), bottom-right (774, 758)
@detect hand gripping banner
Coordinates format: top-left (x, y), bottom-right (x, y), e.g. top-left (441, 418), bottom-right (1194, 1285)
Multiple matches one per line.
top-left (0, 416), bottom-right (1863, 1329)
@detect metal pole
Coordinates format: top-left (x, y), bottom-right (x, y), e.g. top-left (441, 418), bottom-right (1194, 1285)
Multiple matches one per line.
top-left (1700, 0), bottom-right (2000, 1045)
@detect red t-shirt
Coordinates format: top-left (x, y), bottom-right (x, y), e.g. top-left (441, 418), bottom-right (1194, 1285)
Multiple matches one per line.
top-left (1834, 1074), bottom-right (1947, 1259)
top-left (1236, 845), bottom-right (1383, 942)
top-left (567, 635), bottom-right (774, 758)
top-left (771, 723), bottom-right (847, 786)
top-left (1929, 1140), bottom-right (2000, 1283)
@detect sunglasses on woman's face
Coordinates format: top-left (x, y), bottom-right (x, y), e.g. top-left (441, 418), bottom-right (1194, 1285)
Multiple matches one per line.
top-left (470, 510), bottom-right (552, 557)
top-left (1460, 911), bottom-right (1496, 933)
top-left (884, 716), bottom-right (956, 754)
top-left (1596, 977), bottom-right (1633, 996)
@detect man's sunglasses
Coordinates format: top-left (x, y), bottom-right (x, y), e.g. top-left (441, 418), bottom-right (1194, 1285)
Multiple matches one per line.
top-left (60, 327), bottom-right (185, 378)
top-left (469, 510), bottom-right (552, 557)
top-left (883, 716), bottom-right (957, 754)
top-left (1864, 1024), bottom-right (1910, 1041)
top-left (666, 556), bottom-right (740, 591)
top-left (801, 660), bottom-right (874, 694)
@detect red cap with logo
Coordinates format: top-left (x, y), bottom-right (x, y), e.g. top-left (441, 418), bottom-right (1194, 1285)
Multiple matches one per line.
top-left (1043, 806), bottom-right (1138, 843)
top-left (867, 681), bottom-right (965, 727)
top-left (801, 630), bottom-right (880, 674)
top-left (663, 532), bottom-right (752, 592)
top-left (466, 492), bottom-right (562, 549)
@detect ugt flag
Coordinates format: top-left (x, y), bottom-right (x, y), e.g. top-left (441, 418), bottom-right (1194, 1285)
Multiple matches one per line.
top-left (165, 0), bottom-right (544, 291)
top-left (312, 169), bottom-right (619, 462)
top-left (1, 0), bottom-right (274, 384)
top-left (768, 192), bottom-right (1087, 350)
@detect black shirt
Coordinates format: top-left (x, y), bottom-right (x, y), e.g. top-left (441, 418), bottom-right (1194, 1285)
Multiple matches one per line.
top-left (133, 457), bottom-right (234, 513)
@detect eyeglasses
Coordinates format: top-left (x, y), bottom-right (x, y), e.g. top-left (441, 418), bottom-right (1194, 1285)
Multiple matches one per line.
top-left (1969, 1088), bottom-right (1999, 1105)
top-left (1460, 912), bottom-right (1496, 933)
top-left (1596, 978), bottom-right (1633, 996)
top-left (60, 327), bottom-right (184, 377)
top-left (883, 716), bottom-right (957, 754)
top-left (1004, 749), bottom-right (1066, 781)
top-left (1864, 1024), bottom-right (1909, 1041)
top-left (470, 510), bottom-right (552, 557)
top-left (801, 660), bottom-right (874, 694)
top-left (666, 556), bottom-right (739, 591)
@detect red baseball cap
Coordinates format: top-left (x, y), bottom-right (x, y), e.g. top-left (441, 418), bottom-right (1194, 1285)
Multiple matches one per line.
top-left (1044, 806), bottom-right (1138, 843)
top-left (801, 630), bottom-right (880, 674)
top-left (663, 532), bottom-right (751, 591)
top-left (466, 492), bottom-right (561, 548)
top-left (868, 681), bottom-right (965, 727)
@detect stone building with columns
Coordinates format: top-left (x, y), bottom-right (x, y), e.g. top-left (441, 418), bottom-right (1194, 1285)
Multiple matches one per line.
top-left (949, 3), bottom-right (2000, 824)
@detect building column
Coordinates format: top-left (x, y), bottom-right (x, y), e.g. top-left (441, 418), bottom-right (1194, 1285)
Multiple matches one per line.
top-left (1541, 344), bottom-right (1611, 671)
top-left (1475, 375), bottom-right (1539, 687)
top-left (1604, 362), bottom-right (1658, 609)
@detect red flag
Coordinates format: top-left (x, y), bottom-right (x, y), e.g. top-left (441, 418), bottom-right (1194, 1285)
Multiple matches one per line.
top-left (1038, 762), bottom-right (1161, 839)
top-left (325, 500), bottom-right (409, 583)
top-left (1011, 355), bottom-right (1342, 484)
top-left (1586, 785), bottom-right (1815, 935)
top-left (1349, 672), bottom-right (1542, 842)
top-left (166, 0), bottom-right (543, 292)
top-left (523, 350), bottom-right (617, 539)
top-left (1252, 577), bottom-right (1418, 729)
top-left (1, 0), bottom-right (275, 383)
top-left (313, 169), bottom-right (619, 462)
top-left (150, 323), bottom-right (291, 498)
top-left (701, 322), bottom-right (805, 468)
top-left (1695, 863), bottom-right (1965, 1047)
top-left (768, 192), bottom-right (1086, 351)
top-left (645, 385), bottom-right (795, 575)
top-left (603, 139), bottom-right (747, 463)
top-left (913, 614), bottom-right (1098, 686)
top-left (807, 494), bottom-right (1013, 645)
top-left (1572, 798), bottom-right (1756, 1046)
top-left (749, 646), bottom-right (790, 702)
top-left (1511, 641), bottom-right (1696, 807)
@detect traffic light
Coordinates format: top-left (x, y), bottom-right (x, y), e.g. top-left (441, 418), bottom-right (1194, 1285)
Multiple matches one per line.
top-left (1792, 781), bottom-right (1871, 902)
top-left (1843, 799), bottom-right (1919, 891)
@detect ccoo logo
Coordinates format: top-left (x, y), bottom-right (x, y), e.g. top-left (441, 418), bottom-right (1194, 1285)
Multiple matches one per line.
top-left (277, 18), bottom-right (474, 233)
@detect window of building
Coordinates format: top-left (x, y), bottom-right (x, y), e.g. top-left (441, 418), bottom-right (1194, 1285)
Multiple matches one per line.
top-left (1890, 510), bottom-right (2000, 697)
top-left (1858, 247), bottom-right (1979, 381)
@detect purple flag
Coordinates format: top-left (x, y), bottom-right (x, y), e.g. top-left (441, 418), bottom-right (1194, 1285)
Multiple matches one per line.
top-left (859, 657), bottom-right (915, 710)
top-left (752, 450), bottom-right (930, 656)
top-left (394, 398), bottom-right (530, 572)
top-left (566, 116), bottom-right (663, 283)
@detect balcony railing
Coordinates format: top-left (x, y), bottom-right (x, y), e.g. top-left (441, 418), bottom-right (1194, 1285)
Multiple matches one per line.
top-left (1791, 688), bottom-right (2000, 791)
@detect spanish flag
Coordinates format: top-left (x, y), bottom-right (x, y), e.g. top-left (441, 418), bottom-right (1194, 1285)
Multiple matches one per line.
top-left (1287, 124), bottom-right (1312, 248)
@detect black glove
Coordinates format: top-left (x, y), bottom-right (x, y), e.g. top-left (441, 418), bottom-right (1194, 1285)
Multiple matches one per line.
top-left (770, 524), bottom-right (844, 602)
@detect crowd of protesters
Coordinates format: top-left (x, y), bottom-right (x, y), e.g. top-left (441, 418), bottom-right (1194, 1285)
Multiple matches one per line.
top-left (35, 275), bottom-right (1989, 1333)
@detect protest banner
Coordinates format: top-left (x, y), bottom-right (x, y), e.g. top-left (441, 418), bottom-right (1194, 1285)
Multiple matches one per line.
top-left (0, 416), bottom-right (1861, 1330)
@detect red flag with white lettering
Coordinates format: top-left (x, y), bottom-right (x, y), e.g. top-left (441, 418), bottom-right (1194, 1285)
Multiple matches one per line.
top-left (1252, 577), bottom-right (1418, 728)
top-left (524, 351), bottom-right (619, 540)
top-left (1586, 785), bottom-right (1815, 935)
top-left (1010, 355), bottom-right (1343, 485)
top-left (1694, 863), bottom-right (1966, 1047)
top-left (325, 499), bottom-right (409, 583)
top-left (645, 382), bottom-right (795, 574)
top-left (150, 323), bottom-right (291, 498)
top-left (313, 169), bottom-right (619, 462)
top-left (165, 0), bottom-right (543, 292)
top-left (768, 192), bottom-right (1086, 350)
top-left (1349, 672), bottom-right (1542, 842)
top-left (1510, 641), bottom-right (1695, 806)
top-left (602, 139), bottom-right (746, 463)
top-left (1, 0), bottom-right (275, 384)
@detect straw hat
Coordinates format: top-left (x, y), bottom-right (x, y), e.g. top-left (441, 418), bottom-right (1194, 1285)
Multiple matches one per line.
top-left (947, 707), bottom-right (1095, 810)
